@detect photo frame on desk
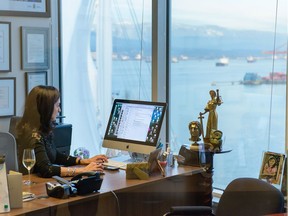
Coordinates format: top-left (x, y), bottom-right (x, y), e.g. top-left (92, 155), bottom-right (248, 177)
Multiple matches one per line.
top-left (25, 71), bottom-right (47, 95)
top-left (259, 151), bottom-right (285, 184)
top-left (0, 22), bottom-right (11, 72)
top-left (0, 0), bottom-right (50, 17)
top-left (21, 27), bottom-right (50, 70)
top-left (0, 78), bottom-right (16, 117)
top-left (280, 157), bottom-right (287, 196)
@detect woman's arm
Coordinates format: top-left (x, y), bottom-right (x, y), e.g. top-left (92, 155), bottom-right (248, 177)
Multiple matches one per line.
top-left (34, 140), bottom-right (62, 178)
top-left (60, 162), bottom-right (104, 177)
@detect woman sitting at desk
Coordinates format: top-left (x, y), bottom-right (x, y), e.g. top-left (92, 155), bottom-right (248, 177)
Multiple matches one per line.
top-left (16, 85), bottom-right (107, 178)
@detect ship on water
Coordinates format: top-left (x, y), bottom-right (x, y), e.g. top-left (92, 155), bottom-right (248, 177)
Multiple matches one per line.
top-left (215, 57), bottom-right (229, 66)
top-left (246, 56), bottom-right (257, 63)
top-left (241, 72), bottom-right (286, 85)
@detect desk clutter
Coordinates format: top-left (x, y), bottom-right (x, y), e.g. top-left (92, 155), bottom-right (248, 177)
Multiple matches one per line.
top-left (3, 165), bottom-right (205, 215)
top-left (0, 156), bottom-right (24, 213)
top-left (46, 171), bottom-right (103, 198)
top-left (0, 156), bottom-right (11, 213)
top-left (22, 191), bottom-right (36, 202)
top-left (126, 162), bottom-right (150, 180)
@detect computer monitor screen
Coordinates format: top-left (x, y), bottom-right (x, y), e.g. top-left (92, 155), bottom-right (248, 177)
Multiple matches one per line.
top-left (102, 99), bottom-right (167, 155)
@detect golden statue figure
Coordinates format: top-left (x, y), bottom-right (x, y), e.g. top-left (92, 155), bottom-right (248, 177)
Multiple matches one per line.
top-left (200, 89), bottom-right (223, 142)
top-left (189, 121), bottom-right (205, 150)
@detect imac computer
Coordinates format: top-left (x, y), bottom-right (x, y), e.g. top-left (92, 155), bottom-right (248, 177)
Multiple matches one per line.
top-left (102, 99), bottom-right (167, 155)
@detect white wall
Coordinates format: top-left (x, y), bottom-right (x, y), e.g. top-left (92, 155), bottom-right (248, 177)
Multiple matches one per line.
top-left (0, 1), bottom-right (59, 131)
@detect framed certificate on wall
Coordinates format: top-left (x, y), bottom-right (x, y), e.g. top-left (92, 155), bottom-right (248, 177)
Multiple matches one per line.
top-left (0, 77), bottom-right (15, 117)
top-left (0, 0), bottom-right (50, 17)
top-left (21, 27), bottom-right (50, 70)
top-left (25, 71), bottom-right (47, 95)
top-left (0, 22), bottom-right (11, 72)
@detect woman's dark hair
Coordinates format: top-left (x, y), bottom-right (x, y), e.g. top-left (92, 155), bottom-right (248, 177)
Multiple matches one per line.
top-left (17, 85), bottom-right (60, 135)
top-left (267, 156), bottom-right (278, 168)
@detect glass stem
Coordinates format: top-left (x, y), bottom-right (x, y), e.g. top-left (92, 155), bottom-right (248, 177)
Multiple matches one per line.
top-left (28, 169), bottom-right (31, 182)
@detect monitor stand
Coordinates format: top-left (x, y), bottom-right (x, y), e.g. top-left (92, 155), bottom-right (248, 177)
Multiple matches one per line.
top-left (105, 148), bottom-right (149, 163)
top-left (128, 152), bottom-right (149, 162)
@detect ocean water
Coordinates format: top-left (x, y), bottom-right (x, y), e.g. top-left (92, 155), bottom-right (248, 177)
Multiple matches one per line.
top-left (112, 58), bottom-right (286, 188)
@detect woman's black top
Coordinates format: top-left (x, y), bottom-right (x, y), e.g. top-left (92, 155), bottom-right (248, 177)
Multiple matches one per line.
top-left (17, 129), bottom-right (77, 178)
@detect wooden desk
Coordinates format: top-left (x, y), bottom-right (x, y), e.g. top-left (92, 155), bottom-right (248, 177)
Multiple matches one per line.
top-left (4, 165), bottom-right (206, 216)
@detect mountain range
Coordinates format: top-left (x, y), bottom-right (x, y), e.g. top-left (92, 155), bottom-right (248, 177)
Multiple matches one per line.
top-left (90, 24), bottom-right (287, 59)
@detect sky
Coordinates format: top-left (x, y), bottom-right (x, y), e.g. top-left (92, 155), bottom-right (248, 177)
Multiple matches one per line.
top-left (61, 0), bottom-right (287, 33)
top-left (172, 0), bottom-right (287, 31)
top-left (112, 0), bottom-right (287, 32)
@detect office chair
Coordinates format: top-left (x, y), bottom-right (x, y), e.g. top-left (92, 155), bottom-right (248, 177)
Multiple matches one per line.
top-left (164, 177), bottom-right (285, 216)
top-left (9, 116), bottom-right (22, 138)
top-left (9, 116), bottom-right (72, 155)
top-left (0, 131), bottom-right (19, 173)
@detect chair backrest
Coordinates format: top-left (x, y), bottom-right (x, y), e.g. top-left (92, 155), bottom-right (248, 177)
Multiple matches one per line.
top-left (0, 131), bottom-right (19, 173)
top-left (216, 177), bottom-right (285, 216)
top-left (9, 116), bottom-right (72, 155)
top-left (9, 116), bottom-right (22, 138)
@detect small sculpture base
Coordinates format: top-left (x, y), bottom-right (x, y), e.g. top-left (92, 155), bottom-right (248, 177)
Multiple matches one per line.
top-left (178, 145), bottom-right (213, 167)
top-left (190, 142), bottom-right (212, 151)
top-left (190, 143), bottom-right (200, 150)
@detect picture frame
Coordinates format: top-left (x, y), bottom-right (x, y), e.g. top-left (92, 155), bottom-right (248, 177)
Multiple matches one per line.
top-left (280, 157), bottom-right (287, 196)
top-left (0, 0), bottom-right (50, 18)
top-left (0, 22), bottom-right (11, 72)
top-left (0, 77), bottom-right (16, 117)
top-left (25, 71), bottom-right (47, 95)
top-left (21, 27), bottom-right (50, 70)
top-left (259, 151), bottom-right (285, 184)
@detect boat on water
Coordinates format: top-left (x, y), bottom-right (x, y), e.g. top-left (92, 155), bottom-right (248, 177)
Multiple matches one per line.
top-left (134, 53), bottom-right (142, 60)
top-left (242, 72), bottom-right (262, 85)
top-left (215, 57), bottom-right (229, 66)
top-left (172, 57), bottom-right (178, 63)
top-left (120, 55), bottom-right (130, 61)
top-left (246, 56), bottom-right (256, 63)
top-left (241, 72), bottom-right (286, 85)
top-left (179, 55), bottom-right (189, 61)
top-left (112, 53), bottom-right (118, 60)
top-left (262, 72), bottom-right (286, 84)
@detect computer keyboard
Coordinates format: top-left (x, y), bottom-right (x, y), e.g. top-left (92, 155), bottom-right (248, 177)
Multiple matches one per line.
top-left (103, 159), bottom-right (127, 170)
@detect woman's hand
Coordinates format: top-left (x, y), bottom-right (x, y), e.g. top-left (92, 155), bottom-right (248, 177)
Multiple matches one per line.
top-left (79, 162), bottom-right (104, 173)
top-left (62, 161), bottom-right (104, 176)
top-left (81, 154), bottom-right (108, 165)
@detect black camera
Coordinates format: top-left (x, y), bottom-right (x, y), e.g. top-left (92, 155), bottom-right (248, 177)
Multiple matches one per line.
top-left (45, 182), bottom-right (77, 199)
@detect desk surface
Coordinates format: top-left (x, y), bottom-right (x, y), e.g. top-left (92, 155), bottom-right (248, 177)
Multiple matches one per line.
top-left (5, 165), bottom-right (203, 216)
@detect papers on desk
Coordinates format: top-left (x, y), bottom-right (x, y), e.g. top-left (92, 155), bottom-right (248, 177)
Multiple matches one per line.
top-left (23, 192), bottom-right (36, 202)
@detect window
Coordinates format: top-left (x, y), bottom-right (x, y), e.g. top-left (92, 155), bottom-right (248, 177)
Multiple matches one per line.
top-left (170, 0), bottom-right (287, 189)
top-left (60, 0), bottom-right (287, 190)
top-left (60, 0), bottom-right (152, 156)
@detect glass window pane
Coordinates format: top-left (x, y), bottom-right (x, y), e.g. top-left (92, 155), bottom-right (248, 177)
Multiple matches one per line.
top-left (111, 0), bottom-right (152, 101)
top-left (171, 0), bottom-right (287, 189)
top-left (60, 0), bottom-right (152, 155)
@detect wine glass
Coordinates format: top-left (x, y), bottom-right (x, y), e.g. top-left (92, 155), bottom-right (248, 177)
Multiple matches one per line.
top-left (22, 148), bottom-right (36, 185)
